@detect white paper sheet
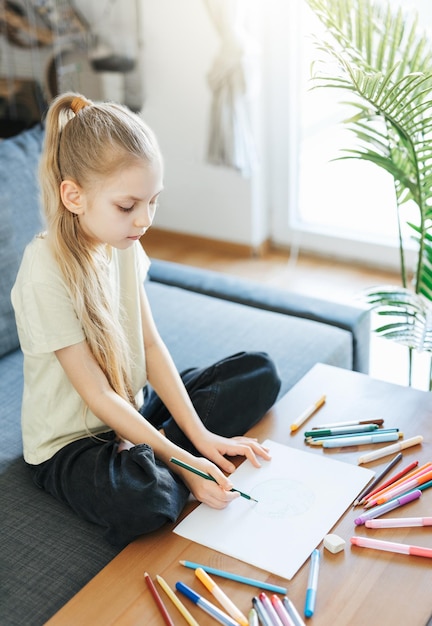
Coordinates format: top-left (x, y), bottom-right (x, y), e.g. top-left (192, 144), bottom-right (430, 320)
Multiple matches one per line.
top-left (173, 439), bottom-right (374, 579)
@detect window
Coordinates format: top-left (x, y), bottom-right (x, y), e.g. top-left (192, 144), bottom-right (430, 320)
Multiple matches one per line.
top-left (266, 0), bottom-right (426, 271)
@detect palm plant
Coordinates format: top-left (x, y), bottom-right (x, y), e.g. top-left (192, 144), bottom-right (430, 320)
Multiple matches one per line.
top-left (304, 0), bottom-right (432, 388)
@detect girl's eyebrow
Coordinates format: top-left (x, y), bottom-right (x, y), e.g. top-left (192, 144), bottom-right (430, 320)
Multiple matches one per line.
top-left (117, 189), bottom-right (164, 202)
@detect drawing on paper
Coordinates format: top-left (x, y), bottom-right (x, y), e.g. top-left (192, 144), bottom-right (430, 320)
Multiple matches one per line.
top-left (250, 478), bottom-right (315, 519)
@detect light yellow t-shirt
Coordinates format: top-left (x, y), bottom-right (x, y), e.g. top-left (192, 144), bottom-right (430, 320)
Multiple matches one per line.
top-left (11, 236), bottom-right (149, 465)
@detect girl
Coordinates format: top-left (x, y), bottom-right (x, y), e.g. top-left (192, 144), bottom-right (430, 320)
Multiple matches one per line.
top-left (11, 92), bottom-right (281, 547)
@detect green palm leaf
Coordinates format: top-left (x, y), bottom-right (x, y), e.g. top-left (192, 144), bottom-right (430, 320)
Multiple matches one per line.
top-left (363, 286), bottom-right (432, 352)
top-left (305, 0), bottom-right (432, 385)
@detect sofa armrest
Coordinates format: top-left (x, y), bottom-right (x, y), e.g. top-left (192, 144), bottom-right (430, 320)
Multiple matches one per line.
top-left (147, 258), bottom-right (371, 374)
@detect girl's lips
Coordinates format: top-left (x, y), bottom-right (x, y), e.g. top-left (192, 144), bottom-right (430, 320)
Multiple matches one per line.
top-left (127, 235), bottom-right (142, 240)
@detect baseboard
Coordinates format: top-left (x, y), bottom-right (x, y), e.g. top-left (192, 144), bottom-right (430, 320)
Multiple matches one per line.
top-left (143, 227), bottom-right (271, 258)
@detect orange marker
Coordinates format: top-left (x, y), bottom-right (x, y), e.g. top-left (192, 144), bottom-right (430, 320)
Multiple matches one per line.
top-left (195, 567), bottom-right (249, 626)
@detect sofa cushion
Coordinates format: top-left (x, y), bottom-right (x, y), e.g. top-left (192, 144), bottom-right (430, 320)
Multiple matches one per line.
top-left (145, 281), bottom-right (353, 398)
top-left (0, 124), bottom-right (44, 357)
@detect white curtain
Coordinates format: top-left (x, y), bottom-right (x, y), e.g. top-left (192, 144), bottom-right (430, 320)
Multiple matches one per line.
top-left (204, 0), bottom-right (259, 178)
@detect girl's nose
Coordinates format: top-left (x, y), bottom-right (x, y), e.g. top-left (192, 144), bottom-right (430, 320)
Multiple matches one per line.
top-left (134, 205), bottom-right (155, 228)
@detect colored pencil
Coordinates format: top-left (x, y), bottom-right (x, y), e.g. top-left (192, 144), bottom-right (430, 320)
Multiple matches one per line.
top-left (156, 575), bottom-right (199, 626)
top-left (354, 489), bottom-right (422, 525)
top-left (170, 457), bottom-right (258, 502)
top-left (144, 572), bottom-right (175, 626)
top-left (369, 468), bottom-right (432, 507)
top-left (358, 459), bottom-right (418, 505)
top-left (353, 453), bottom-right (402, 506)
top-left (364, 462), bottom-right (432, 508)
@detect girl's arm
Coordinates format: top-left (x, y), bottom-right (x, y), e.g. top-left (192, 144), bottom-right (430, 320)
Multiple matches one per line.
top-left (139, 285), bottom-right (271, 474)
top-left (55, 340), bottom-right (238, 508)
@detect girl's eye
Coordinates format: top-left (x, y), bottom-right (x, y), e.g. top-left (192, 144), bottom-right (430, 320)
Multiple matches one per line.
top-left (118, 205), bottom-right (135, 213)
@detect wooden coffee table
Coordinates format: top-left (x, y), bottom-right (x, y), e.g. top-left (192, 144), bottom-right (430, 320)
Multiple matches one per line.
top-left (46, 364), bottom-right (432, 625)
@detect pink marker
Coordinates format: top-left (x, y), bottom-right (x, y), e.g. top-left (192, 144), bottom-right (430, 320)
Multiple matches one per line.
top-left (365, 516), bottom-right (432, 528)
top-left (271, 594), bottom-right (295, 626)
top-left (351, 536), bottom-right (432, 558)
top-left (259, 592), bottom-right (285, 626)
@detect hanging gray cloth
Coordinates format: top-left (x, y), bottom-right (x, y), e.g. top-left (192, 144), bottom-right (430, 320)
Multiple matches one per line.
top-left (204, 0), bottom-right (259, 178)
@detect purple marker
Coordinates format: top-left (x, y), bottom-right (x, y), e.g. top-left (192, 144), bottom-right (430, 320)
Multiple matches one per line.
top-left (354, 489), bottom-right (422, 525)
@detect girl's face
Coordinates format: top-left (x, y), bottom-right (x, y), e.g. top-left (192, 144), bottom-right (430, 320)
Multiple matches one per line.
top-left (65, 159), bottom-right (163, 250)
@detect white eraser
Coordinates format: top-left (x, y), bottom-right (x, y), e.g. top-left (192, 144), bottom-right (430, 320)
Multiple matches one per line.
top-left (323, 533), bottom-right (346, 554)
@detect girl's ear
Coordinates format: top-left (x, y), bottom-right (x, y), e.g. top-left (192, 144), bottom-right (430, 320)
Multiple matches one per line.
top-left (60, 180), bottom-right (85, 215)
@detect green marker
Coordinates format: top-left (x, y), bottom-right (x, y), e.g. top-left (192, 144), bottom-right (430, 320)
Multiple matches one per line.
top-left (304, 423), bottom-right (379, 438)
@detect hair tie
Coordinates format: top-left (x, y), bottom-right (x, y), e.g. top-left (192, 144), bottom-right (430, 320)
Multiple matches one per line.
top-left (70, 96), bottom-right (90, 115)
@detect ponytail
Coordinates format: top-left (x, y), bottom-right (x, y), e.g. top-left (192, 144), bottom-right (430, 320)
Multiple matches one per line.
top-left (39, 92), bottom-right (161, 409)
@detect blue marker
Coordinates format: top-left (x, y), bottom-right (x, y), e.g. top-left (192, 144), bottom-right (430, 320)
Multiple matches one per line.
top-left (304, 548), bottom-right (320, 618)
top-left (176, 581), bottom-right (239, 626)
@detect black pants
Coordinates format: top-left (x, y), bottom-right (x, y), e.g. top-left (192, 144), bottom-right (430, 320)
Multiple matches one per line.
top-left (29, 351), bottom-right (281, 546)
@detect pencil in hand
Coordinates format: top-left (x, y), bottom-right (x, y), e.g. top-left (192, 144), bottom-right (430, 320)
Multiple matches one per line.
top-left (170, 457), bottom-right (258, 502)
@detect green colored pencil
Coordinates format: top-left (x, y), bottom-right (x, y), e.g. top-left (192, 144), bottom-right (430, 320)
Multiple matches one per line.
top-left (169, 457), bottom-right (258, 502)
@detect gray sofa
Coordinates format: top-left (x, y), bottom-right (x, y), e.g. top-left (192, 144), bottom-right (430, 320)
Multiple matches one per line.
top-left (0, 124), bottom-right (370, 625)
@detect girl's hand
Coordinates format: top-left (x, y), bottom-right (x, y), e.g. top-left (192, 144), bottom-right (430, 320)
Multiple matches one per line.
top-left (194, 431), bottom-right (271, 474)
top-left (173, 456), bottom-right (240, 509)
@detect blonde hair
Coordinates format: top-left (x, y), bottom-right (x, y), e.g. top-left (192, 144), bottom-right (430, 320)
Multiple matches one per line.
top-left (39, 92), bottom-right (161, 407)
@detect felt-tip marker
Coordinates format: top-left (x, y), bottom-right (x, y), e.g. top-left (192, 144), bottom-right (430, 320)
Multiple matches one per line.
top-left (312, 418), bottom-right (384, 429)
top-left (176, 581), bottom-right (240, 626)
top-left (304, 424), bottom-right (379, 438)
top-left (309, 431), bottom-right (402, 448)
top-left (304, 549), bottom-right (320, 618)
top-left (195, 567), bottom-right (248, 626)
top-left (290, 395), bottom-right (326, 432)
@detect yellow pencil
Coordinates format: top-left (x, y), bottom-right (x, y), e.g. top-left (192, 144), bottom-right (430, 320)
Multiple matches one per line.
top-left (156, 575), bottom-right (200, 626)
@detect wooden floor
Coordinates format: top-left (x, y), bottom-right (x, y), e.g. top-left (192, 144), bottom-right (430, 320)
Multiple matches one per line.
top-left (143, 230), bottom-right (431, 392)
top-left (143, 230), bottom-right (399, 305)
